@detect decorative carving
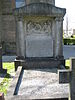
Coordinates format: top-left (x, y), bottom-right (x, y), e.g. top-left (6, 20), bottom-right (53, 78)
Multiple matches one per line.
top-left (26, 21), bottom-right (52, 35)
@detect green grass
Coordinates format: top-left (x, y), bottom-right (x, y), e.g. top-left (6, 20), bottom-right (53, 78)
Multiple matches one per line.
top-left (65, 59), bottom-right (70, 69)
top-left (0, 62), bottom-right (15, 95)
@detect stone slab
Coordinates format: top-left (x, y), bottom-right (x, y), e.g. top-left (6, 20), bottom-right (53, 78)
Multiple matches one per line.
top-left (17, 68), bottom-right (69, 99)
top-left (26, 35), bottom-right (53, 57)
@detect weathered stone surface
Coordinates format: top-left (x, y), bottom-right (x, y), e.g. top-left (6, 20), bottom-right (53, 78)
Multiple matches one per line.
top-left (6, 68), bottom-right (69, 100)
top-left (58, 69), bottom-right (71, 83)
top-left (0, 0), bottom-right (16, 54)
top-left (26, 35), bottom-right (53, 57)
top-left (0, 0), bottom-right (2, 46)
top-left (14, 0), bottom-right (66, 58)
top-left (16, 20), bottom-right (25, 57)
top-left (25, 0), bottom-right (55, 5)
top-left (17, 69), bottom-right (69, 99)
top-left (69, 58), bottom-right (75, 100)
top-left (14, 3), bottom-right (66, 17)
top-left (0, 47), bottom-right (2, 69)
top-left (59, 58), bottom-right (75, 100)
top-left (2, 15), bottom-right (16, 54)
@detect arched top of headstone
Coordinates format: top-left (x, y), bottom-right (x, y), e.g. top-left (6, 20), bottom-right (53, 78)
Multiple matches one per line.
top-left (26, 0), bottom-right (55, 5)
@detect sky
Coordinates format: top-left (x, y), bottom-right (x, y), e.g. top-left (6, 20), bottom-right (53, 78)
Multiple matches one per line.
top-left (16, 0), bottom-right (75, 30)
top-left (55, 0), bottom-right (75, 30)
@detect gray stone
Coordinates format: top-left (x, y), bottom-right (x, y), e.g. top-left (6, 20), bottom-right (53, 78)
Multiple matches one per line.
top-left (0, 47), bottom-right (2, 69)
top-left (14, 2), bottom-right (66, 59)
top-left (6, 68), bottom-right (69, 99)
top-left (14, 3), bottom-right (66, 17)
top-left (25, 0), bottom-right (55, 5)
top-left (0, 47), bottom-right (7, 73)
top-left (18, 69), bottom-right (69, 99)
top-left (59, 58), bottom-right (75, 100)
top-left (16, 20), bottom-right (25, 57)
top-left (58, 69), bottom-right (71, 83)
top-left (70, 58), bottom-right (75, 100)
top-left (13, 0), bottom-right (66, 71)
top-left (26, 35), bottom-right (53, 57)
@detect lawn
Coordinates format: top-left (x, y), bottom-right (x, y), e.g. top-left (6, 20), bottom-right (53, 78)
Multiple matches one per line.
top-left (0, 62), bottom-right (15, 95)
top-left (65, 59), bottom-right (70, 69)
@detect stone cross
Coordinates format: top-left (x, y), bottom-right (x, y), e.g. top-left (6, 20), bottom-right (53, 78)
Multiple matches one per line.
top-left (59, 57), bottom-right (75, 100)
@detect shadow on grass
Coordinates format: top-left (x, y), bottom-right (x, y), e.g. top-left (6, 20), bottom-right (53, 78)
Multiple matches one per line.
top-left (0, 72), bottom-right (6, 78)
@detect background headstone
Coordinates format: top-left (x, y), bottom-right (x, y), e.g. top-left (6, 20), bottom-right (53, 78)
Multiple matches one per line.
top-left (0, 47), bottom-right (7, 73)
top-left (0, 47), bottom-right (2, 69)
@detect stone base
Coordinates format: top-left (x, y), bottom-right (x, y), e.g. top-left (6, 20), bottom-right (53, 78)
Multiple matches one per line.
top-left (0, 69), bottom-right (7, 73)
top-left (14, 57), bottom-right (65, 71)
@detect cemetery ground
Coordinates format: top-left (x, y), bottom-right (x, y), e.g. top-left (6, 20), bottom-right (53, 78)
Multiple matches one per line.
top-left (0, 45), bottom-right (75, 98)
top-left (0, 62), bottom-right (15, 95)
top-left (0, 58), bottom-right (70, 96)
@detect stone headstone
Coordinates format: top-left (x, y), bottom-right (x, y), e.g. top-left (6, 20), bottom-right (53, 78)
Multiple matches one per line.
top-left (0, 47), bottom-right (7, 73)
top-left (0, 47), bottom-right (2, 69)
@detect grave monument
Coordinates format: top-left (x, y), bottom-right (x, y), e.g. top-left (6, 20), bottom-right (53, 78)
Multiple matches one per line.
top-left (14, 0), bottom-right (66, 69)
top-left (5, 1), bottom-right (72, 100)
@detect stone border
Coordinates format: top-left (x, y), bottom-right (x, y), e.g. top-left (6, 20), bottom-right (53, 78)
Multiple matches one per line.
top-left (5, 66), bottom-right (23, 99)
top-left (5, 95), bottom-right (68, 100)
